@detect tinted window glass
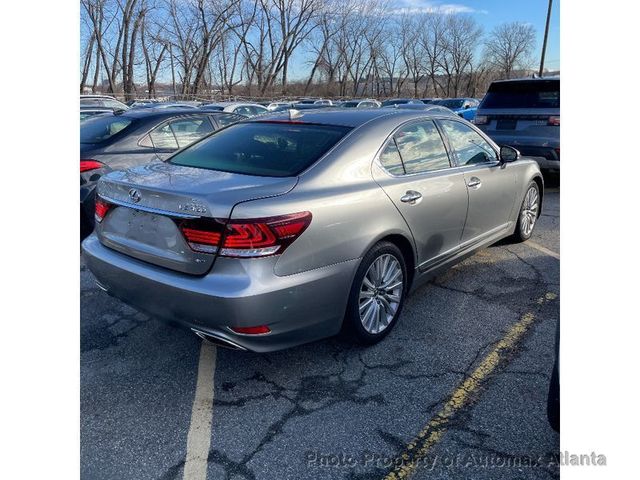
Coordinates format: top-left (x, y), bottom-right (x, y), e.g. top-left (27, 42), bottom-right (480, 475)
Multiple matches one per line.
top-left (435, 99), bottom-right (464, 109)
top-left (103, 99), bottom-right (128, 110)
top-left (80, 116), bottom-right (133, 144)
top-left (216, 114), bottom-right (244, 127)
top-left (169, 116), bottom-right (214, 147)
top-left (394, 121), bottom-right (450, 174)
top-left (170, 122), bottom-right (351, 177)
top-left (150, 123), bottom-right (179, 149)
top-left (481, 79), bottom-right (560, 109)
top-left (379, 140), bottom-right (405, 175)
top-left (440, 120), bottom-right (497, 165)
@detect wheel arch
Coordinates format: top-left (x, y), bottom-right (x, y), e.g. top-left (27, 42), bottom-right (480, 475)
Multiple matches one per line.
top-left (369, 233), bottom-right (417, 288)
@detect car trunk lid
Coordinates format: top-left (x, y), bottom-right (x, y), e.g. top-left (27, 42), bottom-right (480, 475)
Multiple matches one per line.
top-left (95, 162), bottom-right (297, 274)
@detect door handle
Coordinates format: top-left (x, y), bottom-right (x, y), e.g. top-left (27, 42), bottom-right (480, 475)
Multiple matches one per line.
top-left (467, 177), bottom-right (482, 188)
top-left (400, 190), bottom-right (423, 204)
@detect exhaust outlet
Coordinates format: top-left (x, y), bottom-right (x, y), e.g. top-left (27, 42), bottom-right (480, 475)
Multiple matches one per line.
top-left (191, 329), bottom-right (248, 351)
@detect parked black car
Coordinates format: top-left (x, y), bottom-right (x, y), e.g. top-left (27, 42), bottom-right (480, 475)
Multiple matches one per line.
top-left (80, 108), bottom-right (245, 239)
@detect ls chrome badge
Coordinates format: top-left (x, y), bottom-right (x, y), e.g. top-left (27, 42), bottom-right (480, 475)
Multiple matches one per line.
top-left (178, 199), bottom-right (207, 214)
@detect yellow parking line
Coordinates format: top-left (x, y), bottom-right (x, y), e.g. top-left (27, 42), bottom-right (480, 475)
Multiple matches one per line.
top-left (183, 342), bottom-right (217, 480)
top-left (526, 240), bottom-right (560, 260)
top-left (382, 293), bottom-right (557, 480)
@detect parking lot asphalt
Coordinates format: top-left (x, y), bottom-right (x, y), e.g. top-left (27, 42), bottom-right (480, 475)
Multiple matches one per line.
top-left (81, 188), bottom-right (560, 480)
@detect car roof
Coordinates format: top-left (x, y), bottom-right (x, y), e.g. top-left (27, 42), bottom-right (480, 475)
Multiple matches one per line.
top-left (203, 101), bottom-right (264, 107)
top-left (110, 108), bottom-right (237, 121)
top-left (491, 76), bottom-right (560, 84)
top-left (246, 108), bottom-right (452, 128)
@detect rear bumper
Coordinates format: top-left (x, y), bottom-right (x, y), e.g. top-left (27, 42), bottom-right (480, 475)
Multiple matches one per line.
top-left (81, 234), bottom-right (359, 352)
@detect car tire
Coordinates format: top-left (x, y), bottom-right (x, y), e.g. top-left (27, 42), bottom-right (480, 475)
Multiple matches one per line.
top-left (343, 241), bottom-right (408, 345)
top-left (511, 181), bottom-right (540, 243)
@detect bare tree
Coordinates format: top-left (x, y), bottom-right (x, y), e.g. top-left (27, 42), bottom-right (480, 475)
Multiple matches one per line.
top-left (483, 21), bottom-right (536, 79)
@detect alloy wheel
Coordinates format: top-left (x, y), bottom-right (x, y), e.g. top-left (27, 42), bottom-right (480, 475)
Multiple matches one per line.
top-left (358, 254), bottom-right (404, 334)
top-left (521, 185), bottom-right (539, 237)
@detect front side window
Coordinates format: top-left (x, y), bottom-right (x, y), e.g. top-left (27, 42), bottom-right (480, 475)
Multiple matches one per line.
top-left (169, 122), bottom-right (352, 177)
top-left (439, 120), bottom-right (497, 166)
top-left (393, 121), bottom-right (451, 174)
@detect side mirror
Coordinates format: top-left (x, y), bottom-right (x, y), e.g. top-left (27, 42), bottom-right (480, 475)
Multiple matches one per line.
top-left (500, 145), bottom-right (520, 163)
top-left (464, 104), bottom-right (470, 109)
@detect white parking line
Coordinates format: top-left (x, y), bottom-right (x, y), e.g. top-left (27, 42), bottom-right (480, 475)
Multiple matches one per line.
top-left (183, 342), bottom-right (217, 480)
top-left (526, 240), bottom-right (560, 260)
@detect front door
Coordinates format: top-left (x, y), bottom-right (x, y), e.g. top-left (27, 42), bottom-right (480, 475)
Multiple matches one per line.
top-left (372, 119), bottom-right (469, 268)
top-left (437, 119), bottom-right (517, 244)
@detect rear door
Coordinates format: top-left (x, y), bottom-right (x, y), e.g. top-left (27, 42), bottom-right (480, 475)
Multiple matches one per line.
top-left (372, 119), bottom-right (469, 269)
top-left (437, 119), bottom-right (517, 244)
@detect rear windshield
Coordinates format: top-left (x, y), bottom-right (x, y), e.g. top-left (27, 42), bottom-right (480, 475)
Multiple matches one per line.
top-left (169, 122), bottom-right (352, 177)
top-left (80, 115), bottom-right (133, 144)
top-left (481, 80), bottom-right (560, 109)
top-left (435, 99), bottom-right (464, 109)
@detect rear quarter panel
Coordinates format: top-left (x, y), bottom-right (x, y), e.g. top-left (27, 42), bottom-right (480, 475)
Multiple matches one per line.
top-left (229, 119), bottom-right (416, 277)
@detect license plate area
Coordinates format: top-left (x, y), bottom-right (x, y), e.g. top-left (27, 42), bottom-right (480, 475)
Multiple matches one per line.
top-left (496, 119), bottom-right (517, 130)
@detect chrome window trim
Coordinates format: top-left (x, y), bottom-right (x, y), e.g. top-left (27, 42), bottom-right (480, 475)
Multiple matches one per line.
top-left (373, 116), bottom-right (459, 179)
top-left (99, 195), bottom-right (201, 219)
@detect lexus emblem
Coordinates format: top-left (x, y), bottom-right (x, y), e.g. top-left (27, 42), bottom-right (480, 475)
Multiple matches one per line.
top-left (128, 188), bottom-right (141, 203)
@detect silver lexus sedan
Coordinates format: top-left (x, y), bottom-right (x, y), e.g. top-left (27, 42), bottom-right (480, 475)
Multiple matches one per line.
top-left (82, 109), bottom-right (543, 352)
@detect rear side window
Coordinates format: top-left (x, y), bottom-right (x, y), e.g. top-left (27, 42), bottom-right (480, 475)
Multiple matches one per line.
top-left (439, 120), bottom-right (497, 165)
top-left (170, 117), bottom-right (214, 147)
top-left (149, 116), bottom-right (215, 150)
top-left (80, 116), bottom-right (133, 144)
top-left (169, 122), bottom-right (351, 177)
top-left (149, 123), bottom-right (178, 149)
top-left (394, 121), bottom-right (451, 174)
top-left (481, 80), bottom-right (560, 109)
top-left (379, 140), bottom-right (405, 175)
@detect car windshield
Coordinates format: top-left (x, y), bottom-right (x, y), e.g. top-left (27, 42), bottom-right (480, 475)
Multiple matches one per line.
top-left (341, 102), bottom-right (359, 108)
top-left (80, 115), bottom-right (133, 143)
top-left (169, 122), bottom-right (352, 177)
top-left (480, 80), bottom-right (560, 109)
top-left (435, 99), bottom-right (464, 109)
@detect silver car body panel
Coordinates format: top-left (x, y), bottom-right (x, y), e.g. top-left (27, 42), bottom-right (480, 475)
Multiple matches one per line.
top-left (83, 109), bottom-right (543, 351)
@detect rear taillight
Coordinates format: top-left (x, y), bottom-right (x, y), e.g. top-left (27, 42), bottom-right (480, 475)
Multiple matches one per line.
top-left (81, 159), bottom-right (105, 173)
top-left (547, 116), bottom-right (560, 126)
top-left (178, 211), bottom-right (312, 258)
top-left (178, 217), bottom-right (226, 254)
top-left (94, 197), bottom-right (111, 223)
top-left (473, 115), bottom-right (488, 125)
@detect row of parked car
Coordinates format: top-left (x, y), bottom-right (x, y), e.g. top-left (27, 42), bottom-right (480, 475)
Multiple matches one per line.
top-left (81, 77), bottom-right (559, 240)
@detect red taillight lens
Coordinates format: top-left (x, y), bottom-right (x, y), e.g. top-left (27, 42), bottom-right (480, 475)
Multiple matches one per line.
top-left (81, 159), bottom-right (105, 173)
top-left (220, 212), bottom-right (312, 257)
top-left (178, 212), bottom-right (312, 257)
top-left (548, 116), bottom-right (560, 126)
top-left (94, 197), bottom-right (111, 223)
top-left (230, 325), bottom-right (271, 335)
top-left (178, 218), bottom-right (226, 254)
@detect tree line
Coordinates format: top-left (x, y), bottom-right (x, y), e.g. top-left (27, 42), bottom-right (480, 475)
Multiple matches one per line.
top-left (80, 0), bottom-right (538, 100)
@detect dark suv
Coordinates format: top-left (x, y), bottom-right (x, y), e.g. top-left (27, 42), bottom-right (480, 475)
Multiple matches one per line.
top-left (474, 77), bottom-right (560, 176)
